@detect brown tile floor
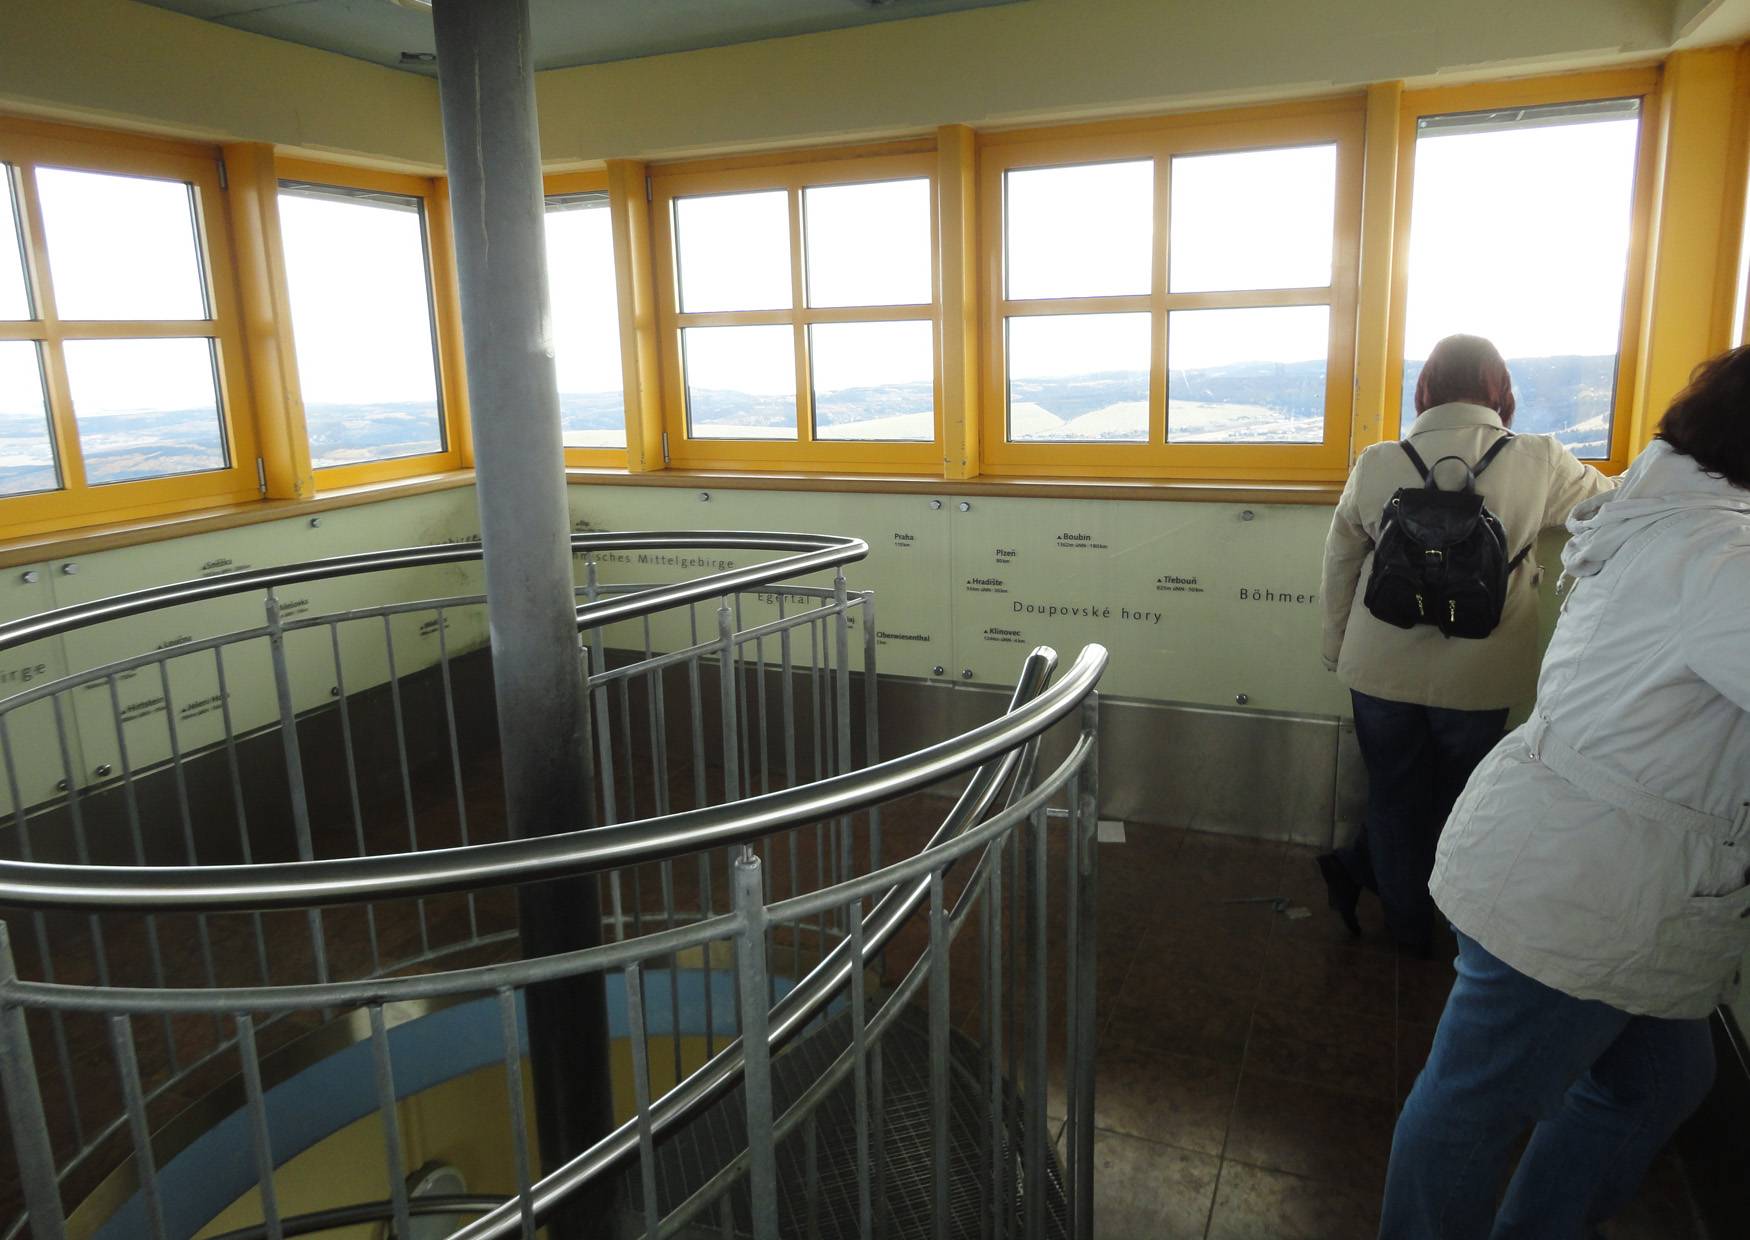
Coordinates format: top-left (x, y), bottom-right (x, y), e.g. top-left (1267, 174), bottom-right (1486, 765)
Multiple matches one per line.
top-left (1063, 822), bottom-right (1705, 1240)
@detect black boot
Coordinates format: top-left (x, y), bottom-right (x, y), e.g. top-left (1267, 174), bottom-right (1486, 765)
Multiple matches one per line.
top-left (1316, 852), bottom-right (1362, 937)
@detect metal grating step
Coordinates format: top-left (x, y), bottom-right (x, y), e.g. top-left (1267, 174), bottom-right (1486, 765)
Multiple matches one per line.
top-left (616, 1001), bottom-right (1070, 1239)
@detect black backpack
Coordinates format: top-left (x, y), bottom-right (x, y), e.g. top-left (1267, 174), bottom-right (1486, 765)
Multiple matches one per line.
top-left (1362, 435), bottom-right (1532, 639)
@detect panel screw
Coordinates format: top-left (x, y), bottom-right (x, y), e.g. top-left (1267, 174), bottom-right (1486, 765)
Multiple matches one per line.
top-left (961, 668), bottom-right (974, 680)
top-left (698, 491), bottom-right (711, 502)
top-left (958, 501), bottom-right (971, 512)
top-left (55, 778), bottom-right (69, 793)
top-left (93, 763), bottom-right (112, 778)
top-left (60, 562), bottom-right (78, 575)
top-left (309, 517), bottom-right (322, 529)
top-left (20, 570), bottom-right (39, 584)
top-left (1240, 510), bottom-right (1256, 522)
top-left (330, 686), bottom-right (340, 698)
top-left (1235, 693), bottom-right (1250, 706)
top-left (929, 499), bottom-right (943, 510)
top-left (932, 664), bottom-right (946, 676)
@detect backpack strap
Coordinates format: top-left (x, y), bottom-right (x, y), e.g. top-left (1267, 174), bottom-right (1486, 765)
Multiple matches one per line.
top-left (1508, 541), bottom-right (1534, 573)
top-left (1472, 432), bottom-right (1516, 479)
top-left (1399, 440), bottom-right (1431, 481)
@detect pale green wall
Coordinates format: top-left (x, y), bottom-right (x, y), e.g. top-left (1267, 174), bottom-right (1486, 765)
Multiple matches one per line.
top-left (0, 0), bottom-right (444, 168)
top-left (533, 0), bottom-right (1677, 162)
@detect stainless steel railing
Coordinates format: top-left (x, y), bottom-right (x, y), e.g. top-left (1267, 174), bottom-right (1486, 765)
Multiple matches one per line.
top-left (0, 533), bottom-right (1106, 1240)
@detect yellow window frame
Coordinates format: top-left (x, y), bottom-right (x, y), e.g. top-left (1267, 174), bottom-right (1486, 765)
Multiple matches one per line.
top-left (977, 99), bottom-right (1365, 482)
top-left (544, 167), bottom-right (632, 470)
top-left (650, 147), bottom-right (943, 473)
top-left (1385, 68), bottom-right (1662, 474)
top-left (0, 118), bottom-right (264, 539)
top-left (272, 157), bottom-right (470, 490)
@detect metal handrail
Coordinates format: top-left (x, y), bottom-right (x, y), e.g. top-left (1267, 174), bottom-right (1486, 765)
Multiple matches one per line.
top-left (0, 530), bottom-right (867, 653)
top-left (0, 645), bottom-right (1106, 913)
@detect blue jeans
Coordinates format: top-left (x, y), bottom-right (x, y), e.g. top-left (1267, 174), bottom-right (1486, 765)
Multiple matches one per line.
top-left (1339, 692), bottom-right (1508, 950)
top-left (1381, 933), bottom-right (1714, 1239)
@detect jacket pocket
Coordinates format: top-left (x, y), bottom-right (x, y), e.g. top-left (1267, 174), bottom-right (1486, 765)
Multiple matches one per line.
top-left (1658, 882), bottom-right (1750, 1001)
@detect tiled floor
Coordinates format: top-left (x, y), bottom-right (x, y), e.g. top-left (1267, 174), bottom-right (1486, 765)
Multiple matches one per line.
top-left (1058, 821), bottom-right (1705, 1240)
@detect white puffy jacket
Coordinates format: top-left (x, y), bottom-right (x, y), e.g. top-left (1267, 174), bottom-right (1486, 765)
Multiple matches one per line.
top-left (1430, 440), bottom-right (1750, 1019)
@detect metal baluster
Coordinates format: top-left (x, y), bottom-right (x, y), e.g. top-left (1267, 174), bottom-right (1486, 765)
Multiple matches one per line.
top-left (1024, 806), bottom-right (1048, 1240)
top-left (732, 852), bottom-right (779, 1238)
top-left (266, 591), bottom-right (329, 983)
top-left (380, 615), bottom-right (427, 958)
top-left (1062, 768), bottom-right (1081, 1220)
top-left (733, 592), bottom-right (752, 801)
top-left (1, 716), bottom-right (84, 1148)
top-left (850, 898), bottom-right (873, 1240)
top-left (779, 594), bottom-right (797, 792)
top-left (214, 647), bottom-right (274, 987)
top-left (659, 857), bottom-right (683, 1086)
top-left (49, 693), bottom-right (107, 987)
top-left (104, 672), bottom-right (175, 1065)
top-left (646, 617), bottom-right (671, 819)
top-left (1006, 801), bottom-right (1020, 1237)
top-left (872, 1020), bottom-right (887, 1240)
top-left (368, 1004), bottom-right (413, 1240)
top-left (497, 988), bottom-right (536, 1240)
top-left (236, 1014), bottom-right (284, 1240)
top-left (833, 574), bottom-right (854, 896)
top-left (985, 835), bottom-right (1005, 1240)
top-left (326, 625), bottom-right (378, 976)
top-left (862, 595), bottom-right (882, 877)
top-left (1072, 698), bottom-right (1101, 1240)
top-left (111, 1014), bottom-right (167, 1240)
top-left (157, 661), bottom-right (220, 1038)
top-left (930, 869), bottom-right (951, 1240)
top-left (755, 627), bottom-right (770, 797)
top-left (434, 606), bottom-right (479, 941)
top-left (585, 561), bottom-right (620, 830)
top-left (804, 1109), bottom-right (821, 1240)
top-left (0, 925), bottom-right (67, 1239)
top-left (717, 603), bottom-right (744, 1039)
top-left (626, 964), bottom-right (662, 1239)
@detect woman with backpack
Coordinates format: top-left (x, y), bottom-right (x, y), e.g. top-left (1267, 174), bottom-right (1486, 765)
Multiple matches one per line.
top-left (1379, 347), bottom-right (1750, 1237)
top-left (1316, 333), bottom-right (1615, 956)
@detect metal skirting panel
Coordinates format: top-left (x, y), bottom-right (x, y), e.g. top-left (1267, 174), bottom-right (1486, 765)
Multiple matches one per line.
top-left (876, 678), bottom-right (1363, 850)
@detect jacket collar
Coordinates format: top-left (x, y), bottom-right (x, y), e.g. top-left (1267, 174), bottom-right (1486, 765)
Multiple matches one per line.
top-left (1407, 402), bottom-right (1506, 436)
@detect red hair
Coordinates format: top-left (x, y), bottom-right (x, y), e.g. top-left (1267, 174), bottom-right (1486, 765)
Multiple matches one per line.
top-left (1414, 334), bottom-right (1517, 427)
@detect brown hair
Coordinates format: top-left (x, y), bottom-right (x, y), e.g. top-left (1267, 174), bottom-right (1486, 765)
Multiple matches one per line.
top-left (1414, 334), bottom-right (1517, 427)
top-left (1656, 346), bottom-right (1750, 489)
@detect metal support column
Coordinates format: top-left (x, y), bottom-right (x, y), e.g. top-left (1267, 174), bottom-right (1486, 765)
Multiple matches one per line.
top-left (430, 2), bottom-right (610, 1234)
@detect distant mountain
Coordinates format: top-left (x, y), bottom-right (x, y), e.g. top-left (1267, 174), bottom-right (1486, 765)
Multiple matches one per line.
top-left (0, 354), bottom-right (1622, 495)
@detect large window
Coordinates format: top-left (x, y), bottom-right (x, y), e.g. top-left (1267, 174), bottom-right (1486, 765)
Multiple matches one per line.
top-left (651, 154), bottom-right (940, 470)
top-left (0, 128), bottom-right (258, 536)
top-left (980, 106), bottom-right (1362, 479)
top-left (1394, 93), bottom-right (1648, 463)
top-left (278, 172), bottom-right (454, 481)
top-left (544, 185), bottom-right (627, 459)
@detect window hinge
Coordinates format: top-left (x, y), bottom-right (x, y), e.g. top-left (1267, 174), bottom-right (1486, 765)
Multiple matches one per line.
top-left (645, 175), bottom-right (653, 203)
top-left (217, 158), bottom-right (228, 191)
top-left (661, 431), bottom-right (671, 465)
top-left (255, 457), bottom-right (267, 495)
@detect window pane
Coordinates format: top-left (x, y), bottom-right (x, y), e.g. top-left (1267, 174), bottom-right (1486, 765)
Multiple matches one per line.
top-left (1402, 101), bottom-right (1640, 459)
top-left (36, 167), bottom-right (207, 320)
top-left (1006, 161), bottom-right (1152, 300)
top-left (1170, 145), bottom-right (1336, 292)
top-left (1166, 305), bottom-right (1328, 444)
top-left (810, 321), bottom-right (934, 441)
top-left (1006, 312), bottom-right (1150, 442)
top-left (1, 167), bottom-right (29, 320)
top-left (804, 179), bottom-right (931, 308)
top-left (279, 185), bottom-right (444, 468)
top-left (0, 342), bottom-right (56, 496)
top-left (63, 338), bottom-right (228, 484)
top-left (545, 194), bottom-right (626, 448)
top-left (674, 190), bottom-right (791, 313)
top-left (683, 325), bottom-right (796, 439)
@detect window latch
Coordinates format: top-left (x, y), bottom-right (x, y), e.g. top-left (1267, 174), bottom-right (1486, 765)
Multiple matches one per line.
top-left (255, 457), bottom-right (267, 495)
top-left (660, 431), bottom-right (670, 465)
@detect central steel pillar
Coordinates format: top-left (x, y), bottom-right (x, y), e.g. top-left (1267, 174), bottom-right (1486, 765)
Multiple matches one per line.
top-left (430, 1), bottom-right (611, 1234)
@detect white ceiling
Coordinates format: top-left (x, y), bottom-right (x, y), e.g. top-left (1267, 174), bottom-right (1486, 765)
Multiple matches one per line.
top-left (136, 0), bottom-right (1029, 76)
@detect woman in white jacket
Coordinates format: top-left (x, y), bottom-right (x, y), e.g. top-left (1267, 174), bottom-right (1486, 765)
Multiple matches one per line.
top-left (1382, 347), bottom-right (1750, 1238)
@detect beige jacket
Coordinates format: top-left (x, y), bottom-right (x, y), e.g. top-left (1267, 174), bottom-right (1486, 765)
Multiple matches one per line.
top-left (1319, 402), bottom-right (1615, 711)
